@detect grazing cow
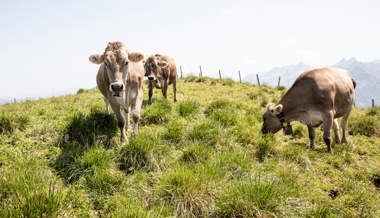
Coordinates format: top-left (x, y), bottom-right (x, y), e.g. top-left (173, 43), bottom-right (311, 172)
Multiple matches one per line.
top-left (261, 67), bottom-right (356, 152)
top-left (89, 41), bottom-right (144, 142)
top-left (144, 54), bottom-right (177, 103)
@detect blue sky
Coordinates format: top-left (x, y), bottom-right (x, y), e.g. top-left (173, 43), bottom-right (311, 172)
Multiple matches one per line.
top-left (1, 0), bottom-right (379, 99)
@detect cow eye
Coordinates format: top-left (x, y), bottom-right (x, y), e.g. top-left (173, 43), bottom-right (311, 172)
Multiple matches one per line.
top-left (125, 61), bottom-right (129, 66)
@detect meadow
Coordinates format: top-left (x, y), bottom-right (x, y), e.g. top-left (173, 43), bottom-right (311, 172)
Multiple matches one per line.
top-left (0, 76), bottom-right (379, 217)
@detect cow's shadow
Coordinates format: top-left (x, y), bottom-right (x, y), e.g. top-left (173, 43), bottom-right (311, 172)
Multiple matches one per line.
top-left (52, 109), bottom-right (118, 183)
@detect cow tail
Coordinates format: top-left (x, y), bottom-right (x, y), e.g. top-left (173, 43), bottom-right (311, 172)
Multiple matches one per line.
top-left (352, 79), bottom-right (356, 89)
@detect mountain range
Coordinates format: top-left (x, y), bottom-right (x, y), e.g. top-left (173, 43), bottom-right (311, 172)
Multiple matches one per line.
top-left (244, 58), bottom-right (380, 107)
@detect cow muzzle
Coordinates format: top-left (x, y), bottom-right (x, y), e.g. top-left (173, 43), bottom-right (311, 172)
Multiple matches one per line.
top-left (109, 82), bottom-right (125, 97)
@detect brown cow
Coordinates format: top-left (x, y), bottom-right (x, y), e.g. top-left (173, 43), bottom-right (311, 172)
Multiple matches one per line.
top-left (261, 67), bottom-right (356, 152)
top-left (144, 54), bottom-right (177, 103)
top-left (89, 41), bottom-right (144, 142)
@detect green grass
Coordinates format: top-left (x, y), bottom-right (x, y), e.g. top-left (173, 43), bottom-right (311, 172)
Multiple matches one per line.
top-left (0, 76), bottom-right (379, 217)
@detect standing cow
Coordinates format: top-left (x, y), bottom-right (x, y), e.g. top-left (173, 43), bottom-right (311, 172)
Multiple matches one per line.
top-left (261, 67), bottom-right (356, 152)
top-left (144, 54), bottom-right (177, 104)
top-left (89, 41), bottom-right (144, 142)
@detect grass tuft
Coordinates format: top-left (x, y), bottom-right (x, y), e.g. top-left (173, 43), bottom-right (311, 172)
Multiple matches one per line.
top-left (349, 114), bottom-right (380, 137)
top-left (63, 109), bottom-right (117, 146)
top-left (256, 135), bottom-right (276, 162)
top-left (177, 100), bottom-right (199, 117)
top-left (215, 173), bottom-right (281, 217)
top-left (163, 118), bottom-right (185, 143)
top-left (0, 112), bottom-right (29, 135)
top-left (142, 99), bottom-right (172, 125)
top-left (156, 166), bottom-right (212, 217)
top-left (188, 119), bottom-right (220, 146)
top-left (118, 131), bottom-right (156, 173)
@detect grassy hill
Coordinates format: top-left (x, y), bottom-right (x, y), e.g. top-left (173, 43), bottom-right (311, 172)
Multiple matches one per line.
top-left (1, 77), bottom-right (380, 217)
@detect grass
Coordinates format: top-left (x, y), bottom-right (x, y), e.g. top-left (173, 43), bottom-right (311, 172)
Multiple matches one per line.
top-left (0, 76), bottom-right (379, 217)
top-left (177, 100), bottom-right (199, 117)
top-left (0, 112), bottom-right (29, 135)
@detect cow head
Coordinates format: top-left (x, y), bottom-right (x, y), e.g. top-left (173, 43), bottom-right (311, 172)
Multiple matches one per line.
top-left (89, 42), bottom-right (143, 98)
top-left (261, 103), bottom-right (284, 134)
top-left (144, 55), bottom-right (169, 88)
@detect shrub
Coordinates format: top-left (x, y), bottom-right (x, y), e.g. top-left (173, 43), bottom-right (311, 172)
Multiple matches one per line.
top-left (0, 112), bottom-right (29, 135)
top-left (215, 174), bottom-right (281, 217)
top-left (76, 88), bottom-right (86, 94)
top-left (142, 99), bottom-right (172, 125)
top-left (349, 115), bottom-right (380, 137)
top-left (118, 132), bottom-right (156, 173)
top-left (177, 100), bottom-right (199, 117)
top-left (188, 120), bottom-right (220, 146)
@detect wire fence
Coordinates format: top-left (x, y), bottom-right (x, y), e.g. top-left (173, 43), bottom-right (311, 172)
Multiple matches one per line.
top-left (177, 65), bottom-right (377, 108)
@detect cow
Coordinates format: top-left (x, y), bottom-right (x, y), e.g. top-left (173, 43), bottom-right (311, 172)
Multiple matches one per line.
top-left (89, 41), bottom-right (144, 142)
top-left (261, 67), bottom-right (356, 152)
top-left (144, 54), bottom-right (177, 104)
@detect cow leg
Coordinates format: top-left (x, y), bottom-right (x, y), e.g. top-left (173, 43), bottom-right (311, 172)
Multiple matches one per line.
top-left (161, 80), bottom-right (168, 99)
top-left (148, 80), bottom-right (153, 104)
top-left (322, 111), bottom-right (334, 153)
top-left (124, 93), bottom-right (130, 134)
top-left (341, 108), bottom-right (352, 144)
top-left (110, 103), bottom-right (127, 143)
top-left (173, 79), bottom-right (177, 103)
top-left (307, 125), bottom-right (315, 149)
top-left (132, 89), bottom-right (143, 134)
top-left (332, 119), bottom-right (340, 144)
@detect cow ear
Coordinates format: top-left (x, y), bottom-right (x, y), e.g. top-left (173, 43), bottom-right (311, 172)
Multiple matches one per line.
top-left (128, 52), bottom-right (144, 62)
top-left (89, 54), bottom-right (104, 64)
top-left (157, 61), bottom-right (169, 68)
top-left (270, 104), bottom-right (283, 115)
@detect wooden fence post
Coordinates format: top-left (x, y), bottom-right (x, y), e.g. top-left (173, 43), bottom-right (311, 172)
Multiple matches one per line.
top-left (180, 66), bottom-right (183, 78)
top-left (218, 69), bottom-right (222, 79)
top-left (372, 98), bottom-right (375, 108)
top-left (199, 66), bottom-right (203, 77)
top-left (256, 74), bottom-right (261, 86)
top-left (238, 70), bottom-right (242, 83)
top-left (277, 76), bottom-right (281, 87)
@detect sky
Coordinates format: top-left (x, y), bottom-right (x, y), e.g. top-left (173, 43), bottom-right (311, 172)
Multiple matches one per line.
top-left (0, 0), bottom-right (379, 99)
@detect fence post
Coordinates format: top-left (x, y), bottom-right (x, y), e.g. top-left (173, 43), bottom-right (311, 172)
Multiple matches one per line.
top-left (372, 98), bottom-right (375, 108)
top-left (256, 74), bottom-right (261, 86)
top-left (199, 66), bottom-right (203, 77)
top-left (277, 76), bottom-right (281, 87)
top-left (218, 69), bottom-right (222, 79)
top-left (238, 70), bottom-right (242, 83)
top-left (180, 65), bottom-right (183, 78)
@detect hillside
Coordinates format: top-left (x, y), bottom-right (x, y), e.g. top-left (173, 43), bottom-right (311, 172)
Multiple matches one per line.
top-left (1, 77), bottom-right (380, 217)
top-left (244, 58), bottom-right (380, 107)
